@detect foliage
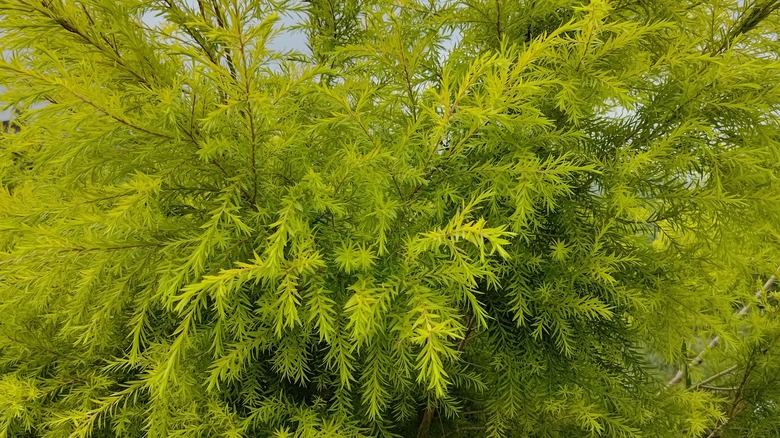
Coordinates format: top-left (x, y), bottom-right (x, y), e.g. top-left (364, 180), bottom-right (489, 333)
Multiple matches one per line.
top-left (1, 0), bottom-right (780, 437)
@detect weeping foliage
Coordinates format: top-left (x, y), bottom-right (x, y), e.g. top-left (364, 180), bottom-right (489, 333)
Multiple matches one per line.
top-left (1, 0), bottom-right (780, 437)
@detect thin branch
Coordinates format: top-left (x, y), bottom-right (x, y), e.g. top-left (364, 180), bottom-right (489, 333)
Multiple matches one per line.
top-left (416, 397), bottom-right (435, 438)
top-left (708, 359), bottom-right (756, 437)
top-left (25, 0), bottom-right (150, 85)
top-left (712, 0), bottom-right (780, 55)
top-left (163, 0), bottom-right (222, 68)
top-left (705, 420), bottom-right (726, 438)
top-left (667, 273), bottom-right (777, 386)
top-left (699, 385), bottom-right (738, 391)
top-left (690, 365), bottom-right (739, 390)
top-left (457, 315), bottom-right (475, 352)
top-left (230, 1), bottom-right (259, 206)
top-left (0, 62), bottom-right (174, 140)
top-left (209, 0), bottom-right (238, 81)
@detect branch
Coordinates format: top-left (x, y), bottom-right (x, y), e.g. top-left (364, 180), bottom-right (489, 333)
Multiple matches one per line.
top-left (162, 0), bottom-right (222, 68)
top-left (0, 242), bottom-right (164, 267)
top-left (230, 1), bottom-right (259, 206)
top-left (705, 420), bottom-right (727, 438)
top-left (667, 273), bottom-right (777, 386)
top-left (209, 0), bottom-right (238, 81)
top-left (707, 360), bottom-right (756, 437)
top-left (699, 385), bottom-right (738, 391)
top-left (0, 62), bottom-right (175, 141)
top-left (457, 315), bottom-right (475, 352)
top-left (690, 365), bottom-right (739, 390)
top-left (20, 0), bottom-right (151, 85)
top-left (416, 398), bottom-right (435, 438)
top-left (712, 0), bottom-right (780, 55)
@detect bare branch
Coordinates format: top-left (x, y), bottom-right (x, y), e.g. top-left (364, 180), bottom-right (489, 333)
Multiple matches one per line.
top-left (690, 365), bottom-right (739, 390)
top-left (667, 274), bottom-right (777, 387)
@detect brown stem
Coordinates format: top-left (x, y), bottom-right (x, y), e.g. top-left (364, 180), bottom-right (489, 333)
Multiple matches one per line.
top-left (163, 0), bottom-right (222, 68)
top-left (457, 316), bottom-right (475, 352)
top-left (416, 399), bottom-right (435, 438)
top-left (209, 0), bottom-right (238, 81)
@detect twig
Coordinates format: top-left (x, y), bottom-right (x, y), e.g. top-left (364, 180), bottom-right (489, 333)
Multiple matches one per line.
top-left (690, 365), bottom-right (739, 390)
top-left (667, 274), bottom-right (777, 386)
top-left (699, 385), bottom-right (738, 391)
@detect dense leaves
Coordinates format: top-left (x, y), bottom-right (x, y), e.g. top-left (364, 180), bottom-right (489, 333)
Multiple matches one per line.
top-left (1, 0), bottom-right (780, 437)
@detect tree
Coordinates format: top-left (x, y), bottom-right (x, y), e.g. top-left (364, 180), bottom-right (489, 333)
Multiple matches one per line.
top-left (1, 0), bottom-right (780, 436)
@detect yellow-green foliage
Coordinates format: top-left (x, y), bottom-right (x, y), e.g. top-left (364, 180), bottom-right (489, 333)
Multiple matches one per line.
top-left (1, 0), bottom-right (780, 437)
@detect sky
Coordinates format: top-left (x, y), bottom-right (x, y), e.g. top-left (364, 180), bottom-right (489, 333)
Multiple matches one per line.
top-left (0, 98), bottom-right (9, 121)
top-left (142, 1), bottom-right (312, 54)
top-left (1, 3), bottom-right (311, 121)
top-left (2, 3), bottom-right (460, 121)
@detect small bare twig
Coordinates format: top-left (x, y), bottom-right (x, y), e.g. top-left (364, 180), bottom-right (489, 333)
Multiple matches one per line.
top-left (667, 274), bottom-right (777, 387)
top-left (690, 365), bottom-right (739, 390)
